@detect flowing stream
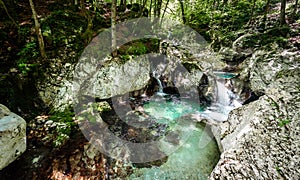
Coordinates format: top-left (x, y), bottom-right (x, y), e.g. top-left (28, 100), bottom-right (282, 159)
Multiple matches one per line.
top-left (127, 72), bottom-right (241, 179)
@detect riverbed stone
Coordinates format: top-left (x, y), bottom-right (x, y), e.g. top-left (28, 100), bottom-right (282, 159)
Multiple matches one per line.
top-left (0, 104), bottom-right (26, 170)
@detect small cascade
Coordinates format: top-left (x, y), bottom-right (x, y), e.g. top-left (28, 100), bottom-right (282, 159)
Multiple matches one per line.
top-left (154, 76), bottom-right (164, 93)
top-left (202, 72), bottom-right (242, 121)
top-left (152, 71), bottom-right (166, 96)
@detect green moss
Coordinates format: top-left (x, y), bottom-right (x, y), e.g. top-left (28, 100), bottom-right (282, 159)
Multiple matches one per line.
top-left (277, 118), bottom-right (291, 127)
top-left (276, 69), bottom-right (295, 79)
top-left (118, 38), bottom-right (159, 56)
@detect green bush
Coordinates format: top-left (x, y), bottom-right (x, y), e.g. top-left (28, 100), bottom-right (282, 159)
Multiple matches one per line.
top-left (41, 10), bottom-right (87, 51)
top-left (17, 41), bottom-right (39, 75)
top-left (47, 107), bottom-right (76, 148)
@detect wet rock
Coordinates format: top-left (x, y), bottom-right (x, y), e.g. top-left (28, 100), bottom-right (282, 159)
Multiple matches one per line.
top-left (0, 104), bottom-right (26, 170)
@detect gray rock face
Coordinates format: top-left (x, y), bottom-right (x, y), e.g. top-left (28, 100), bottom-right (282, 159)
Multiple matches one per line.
top-left (0, 104), bottom-right (26, 170)
top-left (210, 66), bottom-right (300, 179)
top-left (39, 56), bottom-right (151, 110)
top-left (40, 41), bottom-right (222, 111)
top-left (239, 49), bottom-right (300, 94)
top-left (83, 57), bottom-right (151, 99)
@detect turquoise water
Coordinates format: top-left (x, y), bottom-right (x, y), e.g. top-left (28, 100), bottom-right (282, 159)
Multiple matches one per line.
top-left (129, 99), bottom-right (220, 179)
top-left (143, 100), bottom-right (204, 124)
top-left (214, 71), bottom-right (237, 79)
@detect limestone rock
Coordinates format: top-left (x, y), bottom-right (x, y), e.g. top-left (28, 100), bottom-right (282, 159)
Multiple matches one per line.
top-left (87, 57), bottom-right (151, 99)
top-left (39, 56), bottom-right (151, 111)
top-left (0, 104), bottom-right (10, 119)
top-left (0, 104), bottom-right (26, 170)
top-left (239, 49), bottom-right (300, 94)
top-left (210, 68), bottom-right (300, 179)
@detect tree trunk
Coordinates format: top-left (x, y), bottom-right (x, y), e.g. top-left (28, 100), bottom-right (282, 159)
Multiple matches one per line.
top-left (138, 0), bottom-right (148, 17)
top-left (120, 0), bottom-right (126, 11)
top-left (28, 0), bottom-right (46, 59)
top-left (120, 0), bottom-right (126, 6)
top-left (262, 0), bottom-right (270, 29)
top-left (280, 0), bottom-right (287, 25)
top-left (156, 0), bottom-right (162, 18)
top-left (291, 0), bottom-right (299, 22)
top-left (179, 0), bottom-right (186, 24)
top-left (161, 0), bottom-right (170, 21)
top-left (149, 0), bottom-right (152, 18)
top-left (111, 0), bottom-right (117, 57)
top-left (153, 0), bottom-right (157, 17)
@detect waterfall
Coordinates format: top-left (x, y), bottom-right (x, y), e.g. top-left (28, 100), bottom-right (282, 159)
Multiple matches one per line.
top-left (152, 71), bottom-right (166, 96)
top-left (216, 81), bottom-right (232, 106)
top-left (215, 80), bottom-right (241, 107)
top-left (203, 75), bottom-right (242, 121)
top-left (154, 76), bottom-right (164, 93)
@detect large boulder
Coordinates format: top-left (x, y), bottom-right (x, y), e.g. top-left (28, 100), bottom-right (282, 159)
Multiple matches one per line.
top-left (0, 104), bottom-right (26, 170)
top-left (38, 56), bottom-right (151, 110)
top-left (210, 68), bottom-right (300, 179)
top-left (78, 56), bottom-right (151, 99)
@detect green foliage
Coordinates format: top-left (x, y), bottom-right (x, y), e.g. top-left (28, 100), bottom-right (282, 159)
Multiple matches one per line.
top-left (47, 107), bottom-right (76, 148)
top-left (118, 38), bottom-right (159, 56)
top-left (184, 0), bottom-right (269, 48)
top-left (276, 69), bottom-right (295, 79)
top-left (275, 165), bottom-right (283, 175)
top-left (41, 10), bottom-right (87, 51)
top-left (227, 25), bottom-right (290, 51)
top-left (277, 118), bottom-right (291, 127)
top-left (76, 102), bottom-right (112, 123)
top-left (93, 12), bottom-right (109, 30)
top-left (17, 41), bottom-right (39, 75)
top-left (126, 42), bottom-right (148, 55)
top-left (119, 54), bottom-right (132, 64)
top-left (97, 101), bottom-right (112, 113)
top-left (18, 25), bottom-right (32, 43)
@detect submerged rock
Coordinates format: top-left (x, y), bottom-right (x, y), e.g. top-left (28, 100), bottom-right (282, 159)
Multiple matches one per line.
top-left (0, 104), bottom-right (26, 170)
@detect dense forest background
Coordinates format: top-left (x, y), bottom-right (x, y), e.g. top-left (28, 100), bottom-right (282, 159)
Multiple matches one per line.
top-left (0, 0), bottom-right (299, 179)
top-left (1, 0), bottom-right (299, 116)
